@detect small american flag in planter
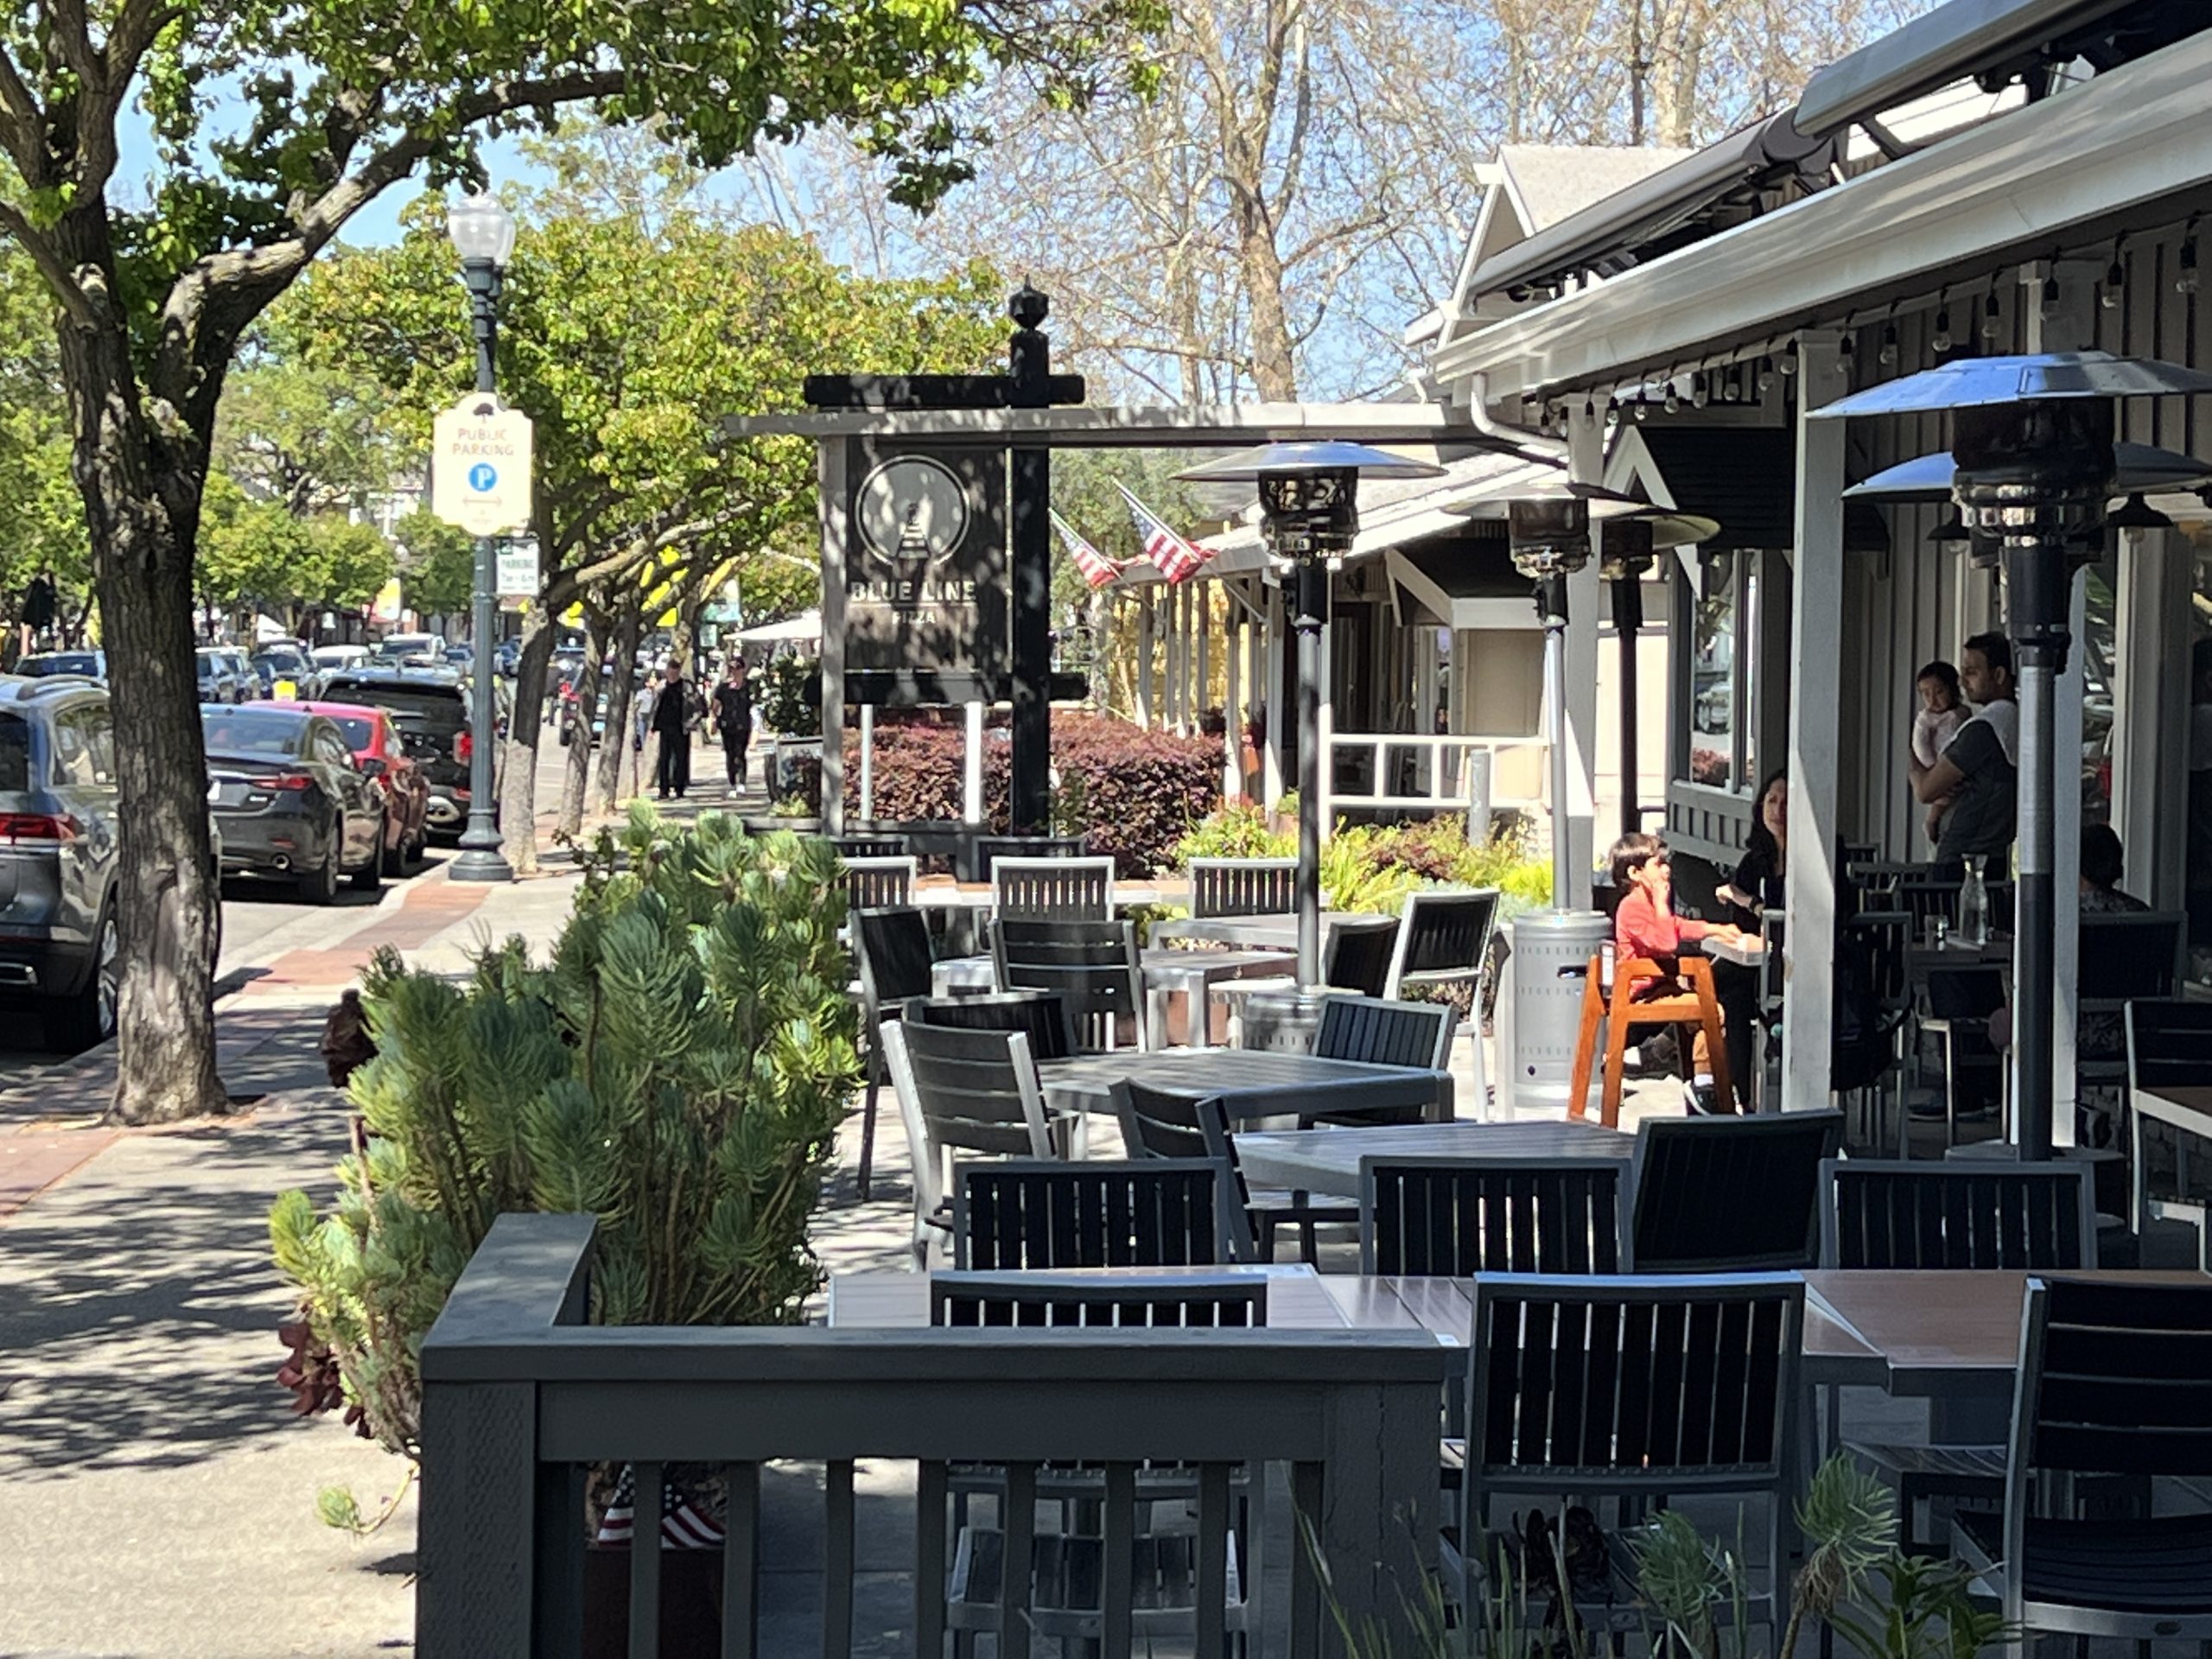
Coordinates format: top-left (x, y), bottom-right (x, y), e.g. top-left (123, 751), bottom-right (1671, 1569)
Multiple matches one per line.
top-left (594, 1464), bottom-right (724, 1550)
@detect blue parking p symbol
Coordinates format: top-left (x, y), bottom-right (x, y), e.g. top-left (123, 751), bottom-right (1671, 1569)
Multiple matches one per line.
top-left (468, 462), bottom-right (498, 493)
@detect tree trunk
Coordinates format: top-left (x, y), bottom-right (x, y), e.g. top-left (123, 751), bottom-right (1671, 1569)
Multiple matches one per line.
top-left (59, 318), bottom-right (226, 1124)
top-left (499, 613), bottom-right (557, 874)
top-left (557, 602), bottom-right (611, 839)
top-left (594, 588), bottom-right (645, 813)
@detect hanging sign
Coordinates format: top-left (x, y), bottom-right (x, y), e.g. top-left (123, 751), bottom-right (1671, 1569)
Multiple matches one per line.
top-left (431, 396), bottom-right (535, 536)
top-left (495, 541), bottom-right (539, 600)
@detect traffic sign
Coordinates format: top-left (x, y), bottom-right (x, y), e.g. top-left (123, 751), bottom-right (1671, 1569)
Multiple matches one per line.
top-left (496, 543), bottom-right (539, 600)
top-left (431, 397), bottom-right (535, 536)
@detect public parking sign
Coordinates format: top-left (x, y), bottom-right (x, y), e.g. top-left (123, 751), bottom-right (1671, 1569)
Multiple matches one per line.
top-left (431, 396), bottom-right (534, 536)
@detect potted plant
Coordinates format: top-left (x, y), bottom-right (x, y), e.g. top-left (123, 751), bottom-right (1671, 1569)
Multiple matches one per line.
top-left (270, 807), bottom-right (861, 1654)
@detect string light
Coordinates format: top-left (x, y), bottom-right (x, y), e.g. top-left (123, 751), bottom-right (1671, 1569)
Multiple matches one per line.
top-left (1605, 397), bottom-right (1621, 427)
top-left (2040, 268), bottom-right (2061, 317)
top-left (1757, 355), bottom-right (1777, 390)
top-left (2102, 239), bottom-right (2126, 309)
top-left (1980, 283), bottom-right (2003, 341)
top-left (1663, 378), bottom-right (1681, 414)
top-left (1931, 289), bottom-right (1953, 353)
top-left (1632, 391), bottom-right (1649, 422)
top-left (1779, 340), bottom-right (1799, 377)
top-left (1690, 371), bottom-right (1709, 409)
top-left (1584, 396), bottom-right (1597, 423)
top-left (1878, 312), bottom-right (1898, 366)
top-left (2179, 219), bottom-right (2201, 296)
top-left (1837, 333), bottom-right (1855, 374)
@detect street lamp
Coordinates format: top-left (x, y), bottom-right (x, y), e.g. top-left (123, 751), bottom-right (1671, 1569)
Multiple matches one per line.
top-left (1817, 350), bottom-right (2212, 1159)
top-left (1177, 442), bottom-right (1445, 983)
top-left (446, 192), bottom-right (518, 883)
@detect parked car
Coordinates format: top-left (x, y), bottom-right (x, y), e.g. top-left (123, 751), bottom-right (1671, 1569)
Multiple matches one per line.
top-left (0, 677), bottom-right (130, 1047)
top-left (15, 651), bottom-right (106, 683)
top-left (203, 704), bottom-right (385, 902)
top-left (196, 647), bottom-right (248, 704)
top-left (306, 644), bottom-right (371, 697)
top-left (372, 632), bottom-right (446, 664)
top-left (494, 638), bottom-right (523, 678)
top-left (279, 700), bottom-right (430, 874)
top-left (442, 645), bottom-right (474, 671)
top-left (251, 644), bottom-right (313, 698)
top-left (312, 667), bottom-right (503, 842)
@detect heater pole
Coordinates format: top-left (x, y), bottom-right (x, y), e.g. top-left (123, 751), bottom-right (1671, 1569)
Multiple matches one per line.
top-left (1539, 574), bottom-right (1574, 910)
top-left (1612, 566), bottom-right (1644, 838)
top-left (2007, 540), bottom-right (2067, 1161)
top-left (1294, 552), bottom-right (1328, 986)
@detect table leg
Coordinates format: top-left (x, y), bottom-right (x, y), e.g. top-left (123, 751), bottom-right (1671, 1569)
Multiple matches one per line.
top-left (1185, 981), bottom-right (1211, 1051)
top-left (1146, 985), bottom-right (1167, 1052)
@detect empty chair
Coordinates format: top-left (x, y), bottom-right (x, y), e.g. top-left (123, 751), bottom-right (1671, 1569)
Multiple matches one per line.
top-left (1453, 1274), bottom-right (1805, 1640)
top-left (2126, 999), bottom-right (2212, 1254)
top-left (1917, 965), bottom-right (2008, 1150)
top-left (1627, 1109), bottom-right (1844, 1272)
top-left (971, 833), bottom-right (1086, 883)
top-left (1209, 914), bottom-right (1402, 1045)
top-left (838, 854), bottom-right (916, 911)
top-left (992, 854), bottom-right (1116, 921)
top-left (906, 989), bottom-right (1077, 1062)
top-left (883, 1020), bottom-right (1058, 1266)
top-left (2077, 913), bottom-right (2186, 1126)
top-left (832, 833), bottom-right (909, 860)
top-left (1189, 855), bottom-right (1298, 918)
top-left (931, 1270), bottom-right (1265, 1328)
top-left (1821, 1158), bottom-right (2096, 1554)
top-left (852, 906), bottom-right (935, 1200)
top-left (1359, 1157), bottom-right (1622, 1275)
top-left (1952, 1277), bottom-right (2212, 1638)
top-left (993, 917), bottom-right (1147, 1052)
top-left (952, 1157), bottom-right (1236, 1269)
top-left (1314, 995), bottom-right (1456, 1070)
top-left (1384, 888), bottom-right (1497, 1112)
top-left (1111, 1079), bottom-right (1340, 1264)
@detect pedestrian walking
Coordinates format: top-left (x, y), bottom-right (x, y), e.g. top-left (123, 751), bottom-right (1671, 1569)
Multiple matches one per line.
top-left (652, 665), bottom-right (693, 799)
top-left (713, 658), bottom-right (753, 791)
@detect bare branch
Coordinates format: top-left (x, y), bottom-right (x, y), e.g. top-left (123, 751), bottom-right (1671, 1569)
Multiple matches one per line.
top-left (0, 200), bottom-right (99, 327)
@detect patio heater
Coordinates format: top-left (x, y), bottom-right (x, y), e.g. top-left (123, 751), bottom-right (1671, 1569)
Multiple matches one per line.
top-left (1817, 353), bottom-right (2212, 1160)
top-left (1177, 442), bottom-right (1445, 983)
top-left (1600, 511), bottom-right (1722, 838)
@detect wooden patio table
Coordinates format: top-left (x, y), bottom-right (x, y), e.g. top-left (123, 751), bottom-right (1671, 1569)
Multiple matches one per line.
top-left (1230, 1121), bottom-right (1630, 1196)
top-left (1036, 1048), bottom-right (1454, 1126)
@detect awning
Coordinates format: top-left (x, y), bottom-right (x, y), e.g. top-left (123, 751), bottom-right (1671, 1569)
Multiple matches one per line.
top-left (734, 610), bottom-right (823, 643)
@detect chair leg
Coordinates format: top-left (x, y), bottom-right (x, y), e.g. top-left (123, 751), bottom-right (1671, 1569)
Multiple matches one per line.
top-left (1567, 967), bottom-right (1605, 1122)
top-left (1600, 995), bottom-right (1632, 1130)
top-left (857, 1065), bottom-right (881, 1201)
top-left (1700, 1001), bottom-right (1734, 1116)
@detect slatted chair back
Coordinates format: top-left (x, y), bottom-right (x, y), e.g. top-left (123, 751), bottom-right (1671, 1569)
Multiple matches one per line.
top-left (992, 855), bottom-right (1116, 921)
top-left (1820, 1158), bottom-right (2096, 1270)
top-left (2127, 998), bottom-right (2212, 1091)
top-left (1189, 856), bottom-right (1297, 919)
top-left (1896, 869), bottom-right (1963, 931)
top-left (1467, 1274), bottom-right (1803, 1518)
top-left (883, 1020), bottom-right (1056, 1245)
top-left (1924, 964), bottom-right (2005, 1022)
top-left (931, 1271), bottom-right (1268, 1329)
top-left (952, 1158), bottom-right (1235, 1269)
top-left (906, 989), bottom-right (1077, 1063)
top-left (1360, 1157), bottom-right (1623, 1275)
top-left (973, 834), bottom-right (1087, 884)
top-left (832, 834), bottom-right (909, 860)
top-left (992, 917), bottom-right (1146, 1051)
top-left (1325, 915), bottom-right (1402, 998)
top-left (1315, 995), bottom-right (1456, 1070)
top-left (1110, 1083), bottom-right (1256, 1262)
top-left (1627, 1109), bottom-right (1844, 1272)
top-left (839, 855), bottom-right (916, 911)
top-left (854, 906), bottom-right (935, 1032)
top-left (2079, 911), bottom-right (2186, 1006)
top-left (1384, 888), bottom-right (1499, 1000)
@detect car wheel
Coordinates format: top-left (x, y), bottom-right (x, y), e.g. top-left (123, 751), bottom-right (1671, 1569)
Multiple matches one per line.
top-left (43, 906), bottom-right (118, 1052)
top-left (298, 837), bottom-right (340, 905)
top-left (350, 813), bottom-right (385, 892)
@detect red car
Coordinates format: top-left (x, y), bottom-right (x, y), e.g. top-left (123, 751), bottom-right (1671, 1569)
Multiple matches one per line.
top-left (282, 700), bottom-right (431, 874)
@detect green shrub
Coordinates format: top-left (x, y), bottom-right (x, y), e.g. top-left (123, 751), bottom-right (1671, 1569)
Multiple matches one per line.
top-left (269, 807), bottom-right (860, 1459)
top-left (1170, 804), bottom-right (1553, 917)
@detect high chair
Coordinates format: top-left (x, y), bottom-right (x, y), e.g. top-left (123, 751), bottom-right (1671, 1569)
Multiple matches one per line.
top-left (1567, 952), bottom-right (1734, 1128)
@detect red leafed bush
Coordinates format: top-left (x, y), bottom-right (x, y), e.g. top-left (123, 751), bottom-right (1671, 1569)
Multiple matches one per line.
top-left (840, 712), bottom-right (1221, 876)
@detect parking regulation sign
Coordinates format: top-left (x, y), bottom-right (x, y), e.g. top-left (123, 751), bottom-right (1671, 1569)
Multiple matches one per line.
top-left (431, 396), bottom-right (534, 535)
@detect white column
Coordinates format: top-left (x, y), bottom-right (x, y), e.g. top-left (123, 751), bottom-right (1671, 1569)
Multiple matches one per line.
top-left (857, 702), bottom-right (874, 822)
top-left (1783, 330), bottom-right (1847, 1113)
top-left (963, 699), bottom-right (985, 824)
top-left (2113, 527), bottom-right (2186, 905)
top-left (1563, 408), bottom-right (1605, 909)
top-left (1198, 583), bottom-right (1212, 722)
top-left (1223, 594), bottom-right (1243, 802)
top-left (1168, 583), bottom-right (1186, 733)
top-left (1136, 589), bottom-right (1155, 728)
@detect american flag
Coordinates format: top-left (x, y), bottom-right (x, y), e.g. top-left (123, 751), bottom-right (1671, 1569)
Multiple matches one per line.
top-left (595, 1464), bottom-right (726, 1550)
top-left (1115, 483), bottom-right (1209, 585)
top-left (1051, 510), bottom-right (1122, 589)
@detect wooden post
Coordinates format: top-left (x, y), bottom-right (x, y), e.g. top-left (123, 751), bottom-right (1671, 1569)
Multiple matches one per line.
top-left (1136, 589), bottom-right (1155, 728)
top-left (1783, 331), bottom-right (1847, 1113)
top-left (1223, 591), bottom-right (1243, 802)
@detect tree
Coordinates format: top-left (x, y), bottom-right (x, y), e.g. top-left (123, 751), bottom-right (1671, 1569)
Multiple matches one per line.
top-left (198, 481), bottom-right (394, 632)
top-left (0, 0), bottom-right (1143, 1122)
top-left (284, 207), bottom-right (1002, 871)
top-left (391, 508), bottom-right (474, 620)
top-left (0, 250), bottom-right (89, 638)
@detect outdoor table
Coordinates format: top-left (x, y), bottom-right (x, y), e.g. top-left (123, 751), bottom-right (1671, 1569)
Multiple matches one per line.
top-left (2128, 1084), bottom-right (2212, 1236)
top-left (1701, 934), bottom-right (1764, 968)
top-left (1230, 1121), bottom-right (1632, 1197)
top-left (1138, 946), bottom-right (1296, 1050)
top-left (827, 1262), bottom-right (1363, 1329)
top-left (1147, 911), bottom-right (1395, 950)
top-left (1035, 1047), bottom-right (1454, 1126)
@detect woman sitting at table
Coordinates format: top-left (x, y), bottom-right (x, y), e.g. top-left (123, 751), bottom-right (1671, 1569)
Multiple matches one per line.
top-left (1713, 770), bottom-right (1788, 1090)
top-left (1609, 833), bottom-right (1749, 1115)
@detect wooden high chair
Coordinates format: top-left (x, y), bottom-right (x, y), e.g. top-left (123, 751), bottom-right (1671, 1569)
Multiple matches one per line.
top-left (1567, 953), bottom-right (1735, 1128)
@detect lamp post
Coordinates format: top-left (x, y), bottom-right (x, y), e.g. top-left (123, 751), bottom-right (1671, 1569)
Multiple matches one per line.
top-left (1178, 442), bottom-right (1444, 983)
top-left (446, 194), bottom-right (518, 884)
top-left (1817, 351), bottom-right (2212, 1158)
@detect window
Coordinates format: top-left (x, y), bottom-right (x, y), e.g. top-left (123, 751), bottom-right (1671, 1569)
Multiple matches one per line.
top-left (1681, 551), bottom-right (1752, 791)
top-left (2080, 555), bottom-right (2116, 830)
top-left (51, 706), bottom-right (106, 789)
top-left (0, 715), bottom-right (31, 791)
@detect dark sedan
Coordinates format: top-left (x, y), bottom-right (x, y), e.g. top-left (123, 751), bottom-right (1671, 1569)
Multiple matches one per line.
top-left (203, 705), bottom-right (385, 903)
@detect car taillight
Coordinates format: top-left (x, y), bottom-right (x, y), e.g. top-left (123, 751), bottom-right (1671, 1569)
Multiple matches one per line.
top-left (267, 773), bottom-right (316, 792)
top-left (0, 812), bottom-right (79, 842)
top-left (454, 731), bottom-right (474, 764)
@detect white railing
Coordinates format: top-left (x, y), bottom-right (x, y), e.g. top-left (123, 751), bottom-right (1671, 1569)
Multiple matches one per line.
top-left (1318, 730), bottom-right (1548, 840)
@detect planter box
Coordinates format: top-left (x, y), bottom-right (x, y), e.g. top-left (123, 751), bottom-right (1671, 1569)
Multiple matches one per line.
top-left (583, 1546), bottom-right (723, 1658)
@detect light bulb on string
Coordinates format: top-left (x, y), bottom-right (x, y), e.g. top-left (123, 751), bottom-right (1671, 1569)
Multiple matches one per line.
top-left (1878, 316), bottom-right (1898, 366)
top-left (1632, 391), bottom-right (1649, 423)
top-left (1980, 286), bottom-right (2002, 341)
top-left (2180, 221), bottom-right (2202, 296)
top-left (2102, 245), bottom-right (2126, 309)
top-left (2040, 271), bottom-right (2060, 317)
top-left (1757, 355), bottom-right (1776, 390)
top-left (1662, 380), bottom-right (1681, 414)
top-left (1605, 397), bottom-right (1620, 427)
top-left (1779, 340), bottom-right (1798, 377)
top-left (1837, 334), bottom-right (1854, 374)
top-left (1931, 293), bottom-right (1952, 353)
top-left (1690, 372), bottom-right (1709, 409)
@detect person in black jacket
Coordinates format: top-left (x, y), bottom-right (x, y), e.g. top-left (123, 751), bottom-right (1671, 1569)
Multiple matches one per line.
top-left (1712, 768), bottom-right (1788, 1094)
top-left (712, 658), bottom-right (753, 791)
top-left (651, 666), bottom-right (693, 799)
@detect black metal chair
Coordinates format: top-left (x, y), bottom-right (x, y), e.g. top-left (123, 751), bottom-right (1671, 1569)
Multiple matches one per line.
top-left (1358, 1157), bottom-right (1623, 1275)
top-left (906, 989), bottom-right (1077, 1062)
top-left (832, 833), bottom-right (909, 860)
top-left (931, 1270), bottom-right (1267, 1328)
top-left (838, 854), bottom-right (916, 911)
top-left (1916, 964), bottom-right (2008, 1152)
top-left (882, 1020), bottom-right (1058, 1266)
top-left (970, 833), bottom-right (1086, 883)
top-left (2077, 912), bottom-right (2186, 1140)
top-left (1625, 1109), bottom-right (1844, 1272)
top-left (2126, 999), bottom-right (2212, 1260)
top-left (1820, 1156), bottom-right (2097, 1554)
top-left (1188, 856), bottom-right (1297, 918)
top-left (991, 854), bottom-right (1116, 924)
top-left (951, 1157), bottom-right (1236, 1269)
top-left (1111, 1080), bottom-right (1340, 1265)
top-left (1452, 1273), bottom-right (1805, 1641)
top-left (852, 905), bottom-right (935, 1200)
top-left (1325, 915), bottom-right (1401, 998)
top-left (992, 917), bottom-right (1147, 1052)
top-left (1952, 1277), bottom-right (2212, 1639)
top-left (1313, 995), bottom-right (1455, 1070)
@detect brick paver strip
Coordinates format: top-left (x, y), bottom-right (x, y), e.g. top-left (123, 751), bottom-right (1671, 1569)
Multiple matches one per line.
top-left (0, 1126), bottom-right (118, 1219)
top-left (252, 877), bottom-right (490, 989)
